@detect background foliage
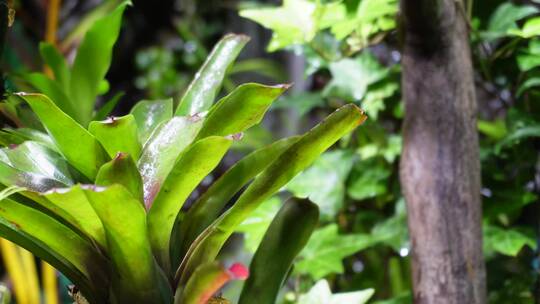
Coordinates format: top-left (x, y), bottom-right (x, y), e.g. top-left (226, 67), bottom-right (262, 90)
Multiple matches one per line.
top-left (0, 0), bottom-right (539, 303)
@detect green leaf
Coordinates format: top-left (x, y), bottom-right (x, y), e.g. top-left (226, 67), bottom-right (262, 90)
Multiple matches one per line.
top-left (39, 42), bottom-right (70, 90)
top-left (2, 128), bottom-right (57, 152)
top-left (240, 0), bottom-right (319, 51)
top-left (175, 34), bottom-right (250, 116)
top-left (483, 3), bottom-right (538, 40)
top-left (137, 116), bottom-right (203, 208)
top-left (509, 17), bottom-right (540, 38)
top-left (22, 73), bottom-right (77, 119)
top-left (484, 225), bottom-right (535, 256)
top-left (174, 136), bottom-right (299, 265)
top-left (347, 159), bottom-right (391, 201)
top-left (296, 224), bottom-right (377, 279)
top-left (89, 114), bottom-right (141, 159)
top-left (517, 40), bottom-right (540, 72)
top-left (495, 125), bottom-right (540, 153)
top-left (0, 141), bottom-right (73, 187)
top-left (196, 83), bottom-right (290, 139)
top-left (239, 198), bottom-right (319, 304)
top-left (178, 104), bottom-right (366, 284)
top-left (69, 2), bottom-right (128, 126)
top-left (517, 77), bottom-right (540, 97)
top-left (84, 184), bottom-right (166, 304)
top-left (272, 92), bottom-right (326, 116)
top-left (130, 98), bottom-right (173, 145)
top-left (93, 91), bottom-right (124, 121)
top-left (18, 93), bottom-right (108, 180)
top-left (286, 150), bottom-right (355, 218)
top-left (43, 185), bottom-right (107, 249)
top-left (147, 136), bottom-right (232, 273)
top-left (236, 197), bottom-right (281, 253)
top-left (96, 153), bottom-right (143, 202)
top-left (179, 262), bottom-right (248, 304)
top-left (298, 280), bottom-right (374, 304)
top-left (324, 51), bottom-right (388, 101)
top-left (0, 197), bottom-right (109, 302)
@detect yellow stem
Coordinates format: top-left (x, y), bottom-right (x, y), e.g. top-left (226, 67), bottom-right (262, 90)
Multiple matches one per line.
top-left (45, 0), bottom-right (61, 45)
top-left (19, 248), bottom-right (39, 304)
top-left (44, 0), bottom-right (62, 77)
top-left (42, 261), bottom-right (59, 304)
top-left (0, 239), bottom-right (29, 304)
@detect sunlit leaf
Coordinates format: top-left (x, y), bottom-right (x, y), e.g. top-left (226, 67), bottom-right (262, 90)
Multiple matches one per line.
top-left (175, 34), bottom-right (249, 116)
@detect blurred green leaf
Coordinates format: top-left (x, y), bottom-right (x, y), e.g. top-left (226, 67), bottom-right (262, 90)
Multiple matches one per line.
top-left (69, 2), bottom-right (128, 126)
top-left (298, 280), bottom-right (374, 304)
top-left (324, 51), bottom-right (388, 101)
top-left (347, 159), bottom-right (391, 201)
top-left (236, 197), bottom-right (281, 253)
top-left (296, 224), bottom-right (378, 279)
top-left (495, 125), bottom-right (540, 153)
top-left (484, 225), bottom-right (535, 256)
top-left (39, 42), bottom-right (70, 90)
top-left (240, 0), bottom-right (320, 51)
top-left (287, 150), bottom-right (356, 218)
top-left (483, 3), bottom-right (538, 40)
top-left (509, 17), bottom-right (540, 38)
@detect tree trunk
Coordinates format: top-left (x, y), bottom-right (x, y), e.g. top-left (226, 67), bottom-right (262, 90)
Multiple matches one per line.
top-left (399, 1), bottom-right (486, 303)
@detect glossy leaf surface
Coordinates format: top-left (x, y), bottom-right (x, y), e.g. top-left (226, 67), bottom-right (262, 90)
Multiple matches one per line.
top-left (196, 83), bottom-right (289, 139)
top-left (178, 104), bottom-right (366, 283)
top-left (89, 115), bottom-right (141, 159)
top-left (239, 199), bottom-right (319, 304)
top-left (148, 136), bottom-right (232, 273)
top-left (174, 136), bottom-right (299, 264)
top-left (138, 116), bottom-right (203, 208)
top-left (175, 34), bottom-right (249, 116)
top-left (84, 184), bottom-right (165, 303)
top-left (130, 98), bottom-right (173, 145)
top-left (19, 93), bottom-right (108, 180)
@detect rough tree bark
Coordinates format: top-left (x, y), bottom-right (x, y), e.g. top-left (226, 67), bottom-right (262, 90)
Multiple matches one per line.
top-left (399, 1), bottom-right (486, 303)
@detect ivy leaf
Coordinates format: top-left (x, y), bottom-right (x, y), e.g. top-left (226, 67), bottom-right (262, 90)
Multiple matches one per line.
top-left (296, 224), bottom-right (378, 279)
top-left (517, 40), bottom-right (540, 72)
top-left (347, 159), bottom-right (391, 201)
top-left (240, 0), bottom-right (343, 52)
top-left (484, 225), bottom-right (535, 257)
top-left (298, 280), bottom-right (374, 304)
top-left (509, 17), bottom-right (540, 38)
top-left (286, 150), bottom-right (355, 219)
top-left (240, 0), bottom-right (318, 51)
top-left (324, 51), bottom-right (388, 102)
top-left (236, 197), bottom-right (281, 253)
top-left (483, 3), bottom-right (538, 40)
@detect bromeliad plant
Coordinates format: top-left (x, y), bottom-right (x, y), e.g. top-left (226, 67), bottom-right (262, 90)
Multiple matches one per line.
top-left (0, 3), bottom-right (367, 304)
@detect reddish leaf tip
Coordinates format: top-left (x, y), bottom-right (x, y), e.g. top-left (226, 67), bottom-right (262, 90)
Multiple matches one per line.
top-left (228, 263), bottom-right (249, 280)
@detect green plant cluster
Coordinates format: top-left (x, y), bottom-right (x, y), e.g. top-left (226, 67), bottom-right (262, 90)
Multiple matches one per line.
top-left (0, 3), bottom-right (370, 304)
